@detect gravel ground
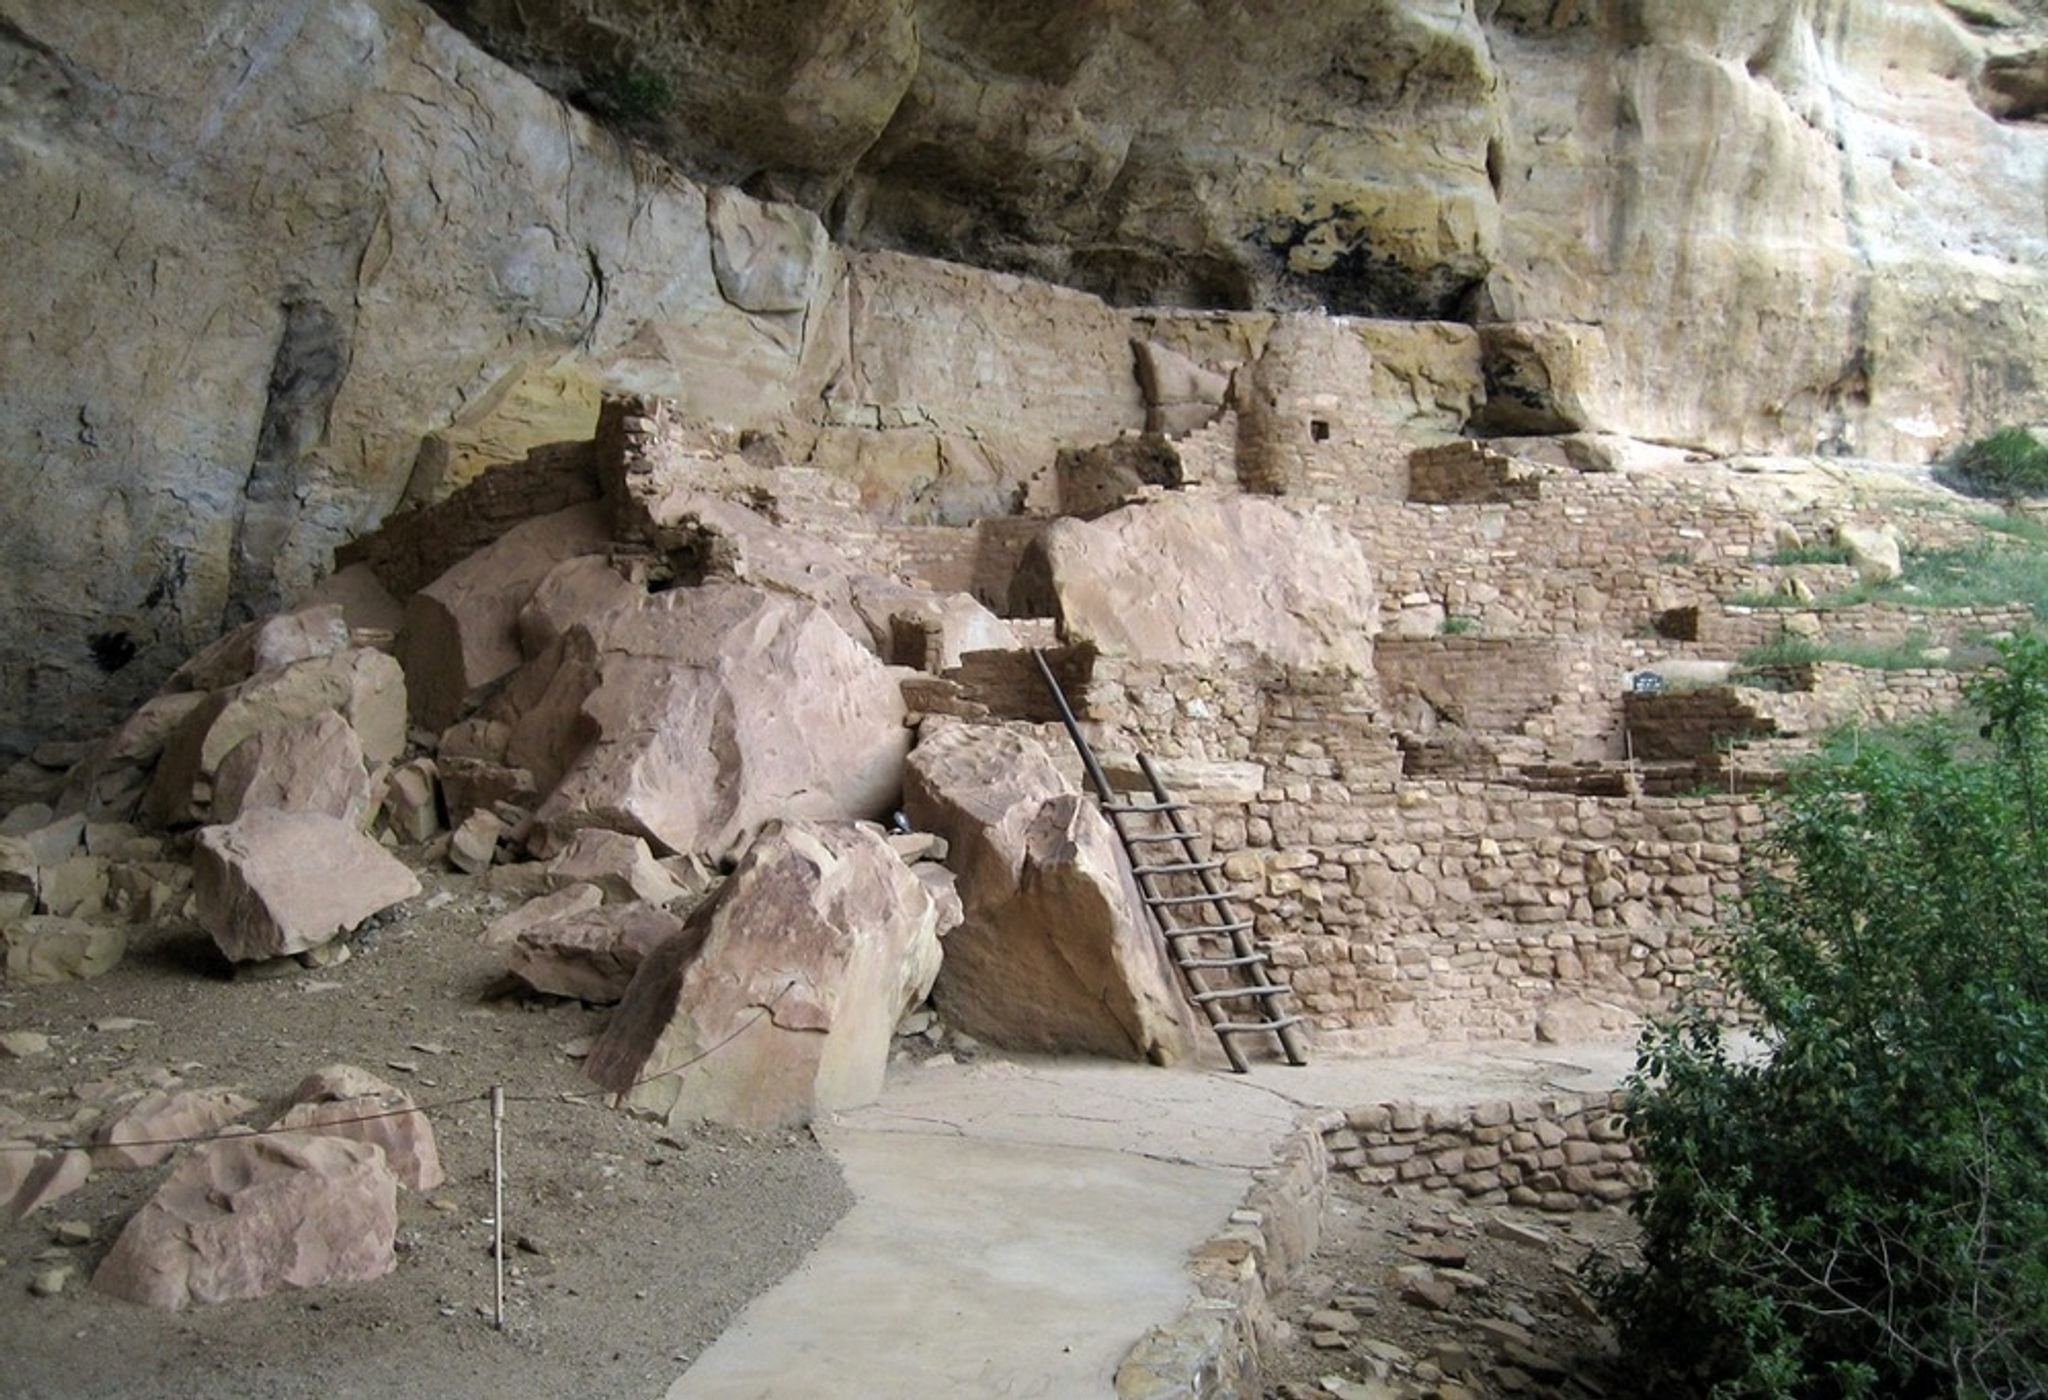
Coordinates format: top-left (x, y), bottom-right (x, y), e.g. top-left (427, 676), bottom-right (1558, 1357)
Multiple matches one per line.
top-left (0, 859), bottom-right (852, 1400)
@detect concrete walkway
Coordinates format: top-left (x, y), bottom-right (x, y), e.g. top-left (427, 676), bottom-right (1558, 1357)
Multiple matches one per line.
top-left (668, 1043), bottom-right (1636, 1399)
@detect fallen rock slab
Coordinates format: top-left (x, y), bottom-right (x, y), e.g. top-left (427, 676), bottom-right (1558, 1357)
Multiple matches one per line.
top-left (507, 904), bottom-right (684, 1003)
top-left (543, 829), bottom-right (685, 906)
top-left (211, 711), bottom-right (372, 826)
top-left (94, 1089), bottom-right (258, 1171)
top-left (273, 1065), bottom-right (444, 1192)
top-left (479, 882), bottom-right (605, 946)
top-left (904, 725), bottom-right (1199, 1063)
top-left (2, 916), bottom-right (126, 985)
top-left (585, 820), bottom-right (943, 1129)
top-left (496, 583), bottom-right (910, 862)
top-left (193, 810), bottom-right (421, 962)
top-left (93, 1133), bottom-right (398, 1309)
top-left (1015, 493), bottom-right (1378, 671)
top-left (3, 1146), bottom-right (91, 1222)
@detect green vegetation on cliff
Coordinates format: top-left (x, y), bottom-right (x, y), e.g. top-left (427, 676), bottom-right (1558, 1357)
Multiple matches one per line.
top-left (1601, 635), bottom-right (2048, 1397)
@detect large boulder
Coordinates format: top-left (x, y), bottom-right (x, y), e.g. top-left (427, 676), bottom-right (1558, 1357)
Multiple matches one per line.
top-left (1015, 494), bottom-right (1378, 672)
top-left (495, 584), bottom-right (911, 862)
top-left (193, 810), bottom-right (421, 962)
top-left (584, 821), bottom-right (946, 1128)
top-left (93, 1133), bottom-right (398, 1309)
top-left (273, 1065), bottom-right (445, 1192)
top-left (210, 712), bottom-right (372, 827)
top-left (903, 725), bottom-right (1200, 1063)
top-left (399, 501), bottom-right (613, 731)
top-left (144, 648), bottom-right (407, 826)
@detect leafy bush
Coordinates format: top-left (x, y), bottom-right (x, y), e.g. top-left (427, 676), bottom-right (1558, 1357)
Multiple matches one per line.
top-left (1600, 634), bottom-right (2048, 1397)
top-left (587, 68), bottom-right (675, 124)
top-left (1942, 427), bottom-right (2048, 502)
top-left (1440, 614), bottom-right (1479, 637)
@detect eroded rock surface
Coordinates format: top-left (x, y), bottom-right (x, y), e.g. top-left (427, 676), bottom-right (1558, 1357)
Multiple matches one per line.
top-left (193, 810), bottom-right (421, 962)
top-left (584, 820), bottom-right (946, 1128)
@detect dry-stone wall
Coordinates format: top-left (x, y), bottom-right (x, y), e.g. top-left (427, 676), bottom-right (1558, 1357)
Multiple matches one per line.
top-left (1323, 1092), bottom-right (1641, 1214)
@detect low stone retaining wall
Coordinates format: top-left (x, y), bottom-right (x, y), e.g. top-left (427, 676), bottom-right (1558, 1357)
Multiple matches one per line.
top-left (1115, 1112), bottom-right (1337, 1399)
top-left (1323, 1091), bottom-right (1641, 1214)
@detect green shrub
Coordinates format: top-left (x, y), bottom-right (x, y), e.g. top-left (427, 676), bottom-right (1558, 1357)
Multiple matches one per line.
top-left (1440, 614), bottom-right (1479, 637)
top-left (588, 68), bottom-right (675, 124)
top-left (1942, 427), bottom-right (2048, 502)
top-left (1598, 634), bottom-right (2048, 1397)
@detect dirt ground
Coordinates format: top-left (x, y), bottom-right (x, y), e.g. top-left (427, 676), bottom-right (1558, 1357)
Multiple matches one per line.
top-left (0, 860), bottom-right (852, 1400)
top-left (1264, 1173), bottom-right (1637, 1400)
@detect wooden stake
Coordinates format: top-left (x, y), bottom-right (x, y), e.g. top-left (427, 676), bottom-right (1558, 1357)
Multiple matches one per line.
top-left (491, 1085), bottom-right (506, 1332)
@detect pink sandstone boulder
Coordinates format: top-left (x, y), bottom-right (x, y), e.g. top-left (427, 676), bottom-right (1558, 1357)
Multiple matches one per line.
top-left (93, 1133), bottom-right (399, 1309)
top-left (1016, 493), bottom-right (1378, 672)
top-left (380, 758), bottom-right (442, 842)
top-left (94, 1088), bottom-right (258, 1171)
top-left (584, 820), bottom-right (946, 1129)
top-left (210, 712), bottom-right (371, 827)
top-left (144, 648), bottom-right (407, 826)
top-left (2, 1146), bottom-right (91, 1221)
top-left (479, 882), bottom-right (605, 946)
top-left (400, 501), bottom-right (611, 731)
top-left (193, 810), bottom-right (421, 962)
top-left (296, 563), bottom-right (406, 643)
top-left (272, 1064), bottom-right (444, 1191)
top-left (507, 904), bottom-right (685, 1004)
top-left (904, 725), bottom-right (1200, 1064)
top-left (494, 584), bottom-right (910, 862)
top-left (163, 604), bottom-right (352, 695)
top-left (543, 829), bottom-right (686, 905)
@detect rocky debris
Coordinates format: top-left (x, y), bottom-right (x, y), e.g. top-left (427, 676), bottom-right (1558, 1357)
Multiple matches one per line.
top-left (94, 1088), bottom-right (257, 1171)
top-left (1054, 434), bottom-right (1187, 520)
top-left (210, 711), bottom-right (372, 826)
top-left (94, 1133), bottom-right (399, 1309)
top-left (1835, 520), bottom-right (1904, 583)
top-left (2, 916), bottom-right (127, 984)
top-left (543, 830), bottom-right (686, 906)
top-left (145, 648), bottom-right (407, 826)
top-left (493, 584), bottom-right (910, 862)
top-left (507, 904), bottom-right (685, 1004)
top-left (273, 1064), bottom-right (445, 1192)
top-left (904, 725), bottom-right (1199, 1063)
top-left (381, 758), bottom-right (442, 842)
top-left (29, 1263), bottom-right (75, 1297)
top-left (399, 502), bottom-right (612, 732)
top-left (2, 1147), bottom-right (92, 1222)
top-left (449, 809), bottom-right (507, 875)
top-left (0, 1030), bottom-right (51, 1058)
top-left (193, 810), bottom-right (421, 962)
top-left (585, 820), bottom-right (946, 1128)
top-left (165, 605), bottom-right (353, 695)
top-left (480, 882), bottom-right (606, 946)
top-left (1015, 494), bottom-right (1378, 672)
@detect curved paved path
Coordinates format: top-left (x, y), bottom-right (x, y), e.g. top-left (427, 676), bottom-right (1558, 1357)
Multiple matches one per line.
top-left (669, 1044), bottom-right (1636, 1399)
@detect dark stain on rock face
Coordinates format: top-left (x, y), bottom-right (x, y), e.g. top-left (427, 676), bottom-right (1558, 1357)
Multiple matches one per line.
top-left (88, 630), bottom-right (138, 673)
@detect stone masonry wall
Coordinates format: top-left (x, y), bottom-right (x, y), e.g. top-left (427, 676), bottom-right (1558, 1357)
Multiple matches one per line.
top-left (1323, 1092), bottom-right (1640, 1214)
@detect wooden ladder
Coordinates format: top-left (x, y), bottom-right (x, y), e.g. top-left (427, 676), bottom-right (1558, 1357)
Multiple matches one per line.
top-left (1032, 652), bottom-right (1308, 1073)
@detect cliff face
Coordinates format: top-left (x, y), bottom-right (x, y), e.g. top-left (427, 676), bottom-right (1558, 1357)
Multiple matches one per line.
top-left (0, 0), bottom-right (2043, 746)
top-left (433, 0), bottom-right (2048, 452)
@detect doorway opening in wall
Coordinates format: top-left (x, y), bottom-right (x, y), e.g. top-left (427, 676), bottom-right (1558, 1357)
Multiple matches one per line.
top-left (1310, 420), bottom-right (1331, 442)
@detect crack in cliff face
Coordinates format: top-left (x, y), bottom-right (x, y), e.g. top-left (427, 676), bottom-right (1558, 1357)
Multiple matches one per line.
top-left (223, 298), bottom-right (350, 628)
top-left (1814, 0), bottom-right (1879, 458)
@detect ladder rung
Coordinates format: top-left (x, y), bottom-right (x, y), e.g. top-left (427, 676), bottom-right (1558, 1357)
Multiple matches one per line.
top-left (1214, 1016), bottom-right (1303, 1035)
top-left (1180, 953), bottom-right (1270, 970)
top-left (1102, 801), bottom-right (1191, 815)
top-left (1163, 921), bottom-right (1254, 936)
top-left (1126, 833), bottom-right (1198, 845)
top-left (1146, 892), bottom-right (1232, 907)
top-left (1191, 985), bottom-right (1283, 1005)
top-left (1132, 860), bottom-right (1224, 877)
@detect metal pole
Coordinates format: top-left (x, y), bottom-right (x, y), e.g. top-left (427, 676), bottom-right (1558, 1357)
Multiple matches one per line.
top-left (490, 1085), bottom-right (506, 1332)
top-left (1031, 649), bottom-right (1116, 803)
